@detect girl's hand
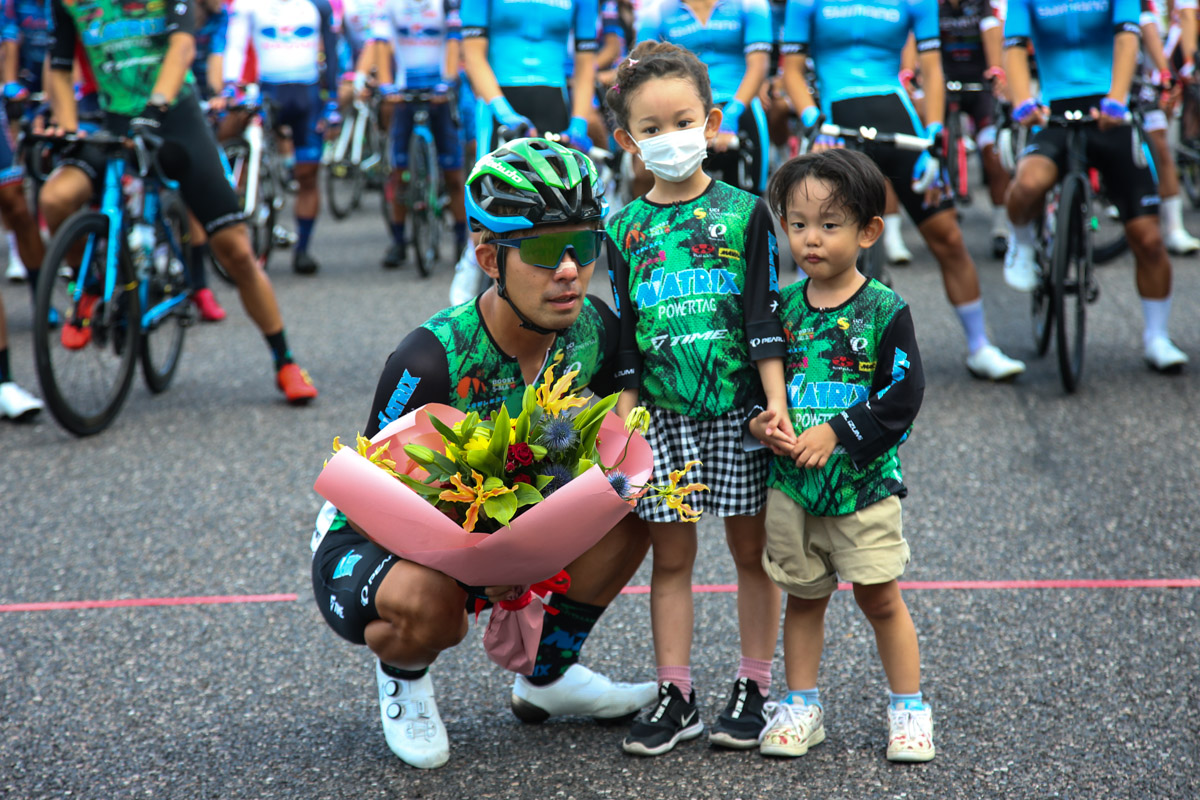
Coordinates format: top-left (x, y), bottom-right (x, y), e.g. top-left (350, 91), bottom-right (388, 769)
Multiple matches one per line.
top-left (750, 408), bottom-right (796, 456)
top-left (790, 423), bottom-right (838, 469)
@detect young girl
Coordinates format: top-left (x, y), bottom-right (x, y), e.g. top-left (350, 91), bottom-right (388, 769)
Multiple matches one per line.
top-left (605, 40), bottom-right (791, 756)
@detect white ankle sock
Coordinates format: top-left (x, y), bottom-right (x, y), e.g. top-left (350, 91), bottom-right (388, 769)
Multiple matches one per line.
top-left (1011, 221), bottom-right (1036, 248)
top-left (1160, 195), bottom-right (1184, 234)
top-left (955, 298), bottom-right (990, 354)
top-left (884, 213), bottom-right (905, 247)
top-left (1141, 296), bottom-right (1172, 347)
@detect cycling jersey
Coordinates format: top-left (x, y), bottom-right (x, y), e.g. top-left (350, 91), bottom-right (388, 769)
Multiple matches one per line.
top-left (769, 278), bottom-right (923, 517)
top-left (224, 0), bottom-right (339, 92)
top-left (2, 0), bottom-right (52, 91)
top-left (48, 0), bottom-right (196, 116)
top-left (1003, 0), bottom-right (1141, 104)
top-left (341, 0), bottom-right (381, 62)
top-left (782, 0), bottom-right (941, 118)
top-left (193, 8), bottom-right (229, 92)
top-left (366, 295), bottom-right (626, 436)
top-left (372, 0), bottom-right (461, 89)
top-left (460, 0), bottom-right (598, 89)
top-left (563, 0), bottom-right (623, 78)
top-left (607, 181), bottom-right (785, 419)
top-left (635, 0), bottom-right (773, 103)
top-left (939, 0), bottom-right (1002, 82)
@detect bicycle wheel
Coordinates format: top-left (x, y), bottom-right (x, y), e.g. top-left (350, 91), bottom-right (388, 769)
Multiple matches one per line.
top-left (33, 210), bottom-right (140, 436)
top-left (140, 192), bottom-right (192, 393)
top-left (1052, 174), bottom-right (1092, 393)
top-left (944, 116), bottom-right (961, 204)
top-left (325, 115), bottom-right (364, 219)
top-left (409, 133), bottom-right (438, 277)
top-left (1179, 146), bottom-right (1200, 208)
top-left (217, 138), bottom-right (275, 277)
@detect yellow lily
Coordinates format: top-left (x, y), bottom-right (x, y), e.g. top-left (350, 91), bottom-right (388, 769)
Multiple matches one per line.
top-left (329, 434), bottom-right (401, 478)
top-left (659, 460), bottom-right (709, 523)
top-left (624, 406), bottom-right (651, 435)
top-left (438, 469), bottom-right (516, 532)
top-left (536, 362), bottom-right (588, 416)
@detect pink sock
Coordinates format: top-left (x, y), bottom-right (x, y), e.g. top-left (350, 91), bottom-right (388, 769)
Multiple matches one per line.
top-left (657, 666), bottom-right (692, 699)
top-left (737, 656), bottom-right (773, 696)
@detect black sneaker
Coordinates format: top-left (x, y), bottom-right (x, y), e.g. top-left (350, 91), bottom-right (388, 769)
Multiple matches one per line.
top-left (293, 251), bottom-right (319, 275)
top-left (991, 234), bottom-right (1008, 260)
top-left (708, 677), bottom-right (769, 749)
top-left (382, 242), bottom-right (406, 269)
top-left (621, 682), bottom-right (703, 756)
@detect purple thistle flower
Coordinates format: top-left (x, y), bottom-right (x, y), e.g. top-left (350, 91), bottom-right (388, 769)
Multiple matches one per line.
top-left (607, 471), bottom-right (632, 499)
top-left (537, 415), bottom-right (578, 453)
top-left (541, 463), bottom-right (574, 495)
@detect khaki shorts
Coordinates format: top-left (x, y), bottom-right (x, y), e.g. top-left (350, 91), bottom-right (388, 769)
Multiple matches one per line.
top-left (762, 489), bottom-right (909, 599)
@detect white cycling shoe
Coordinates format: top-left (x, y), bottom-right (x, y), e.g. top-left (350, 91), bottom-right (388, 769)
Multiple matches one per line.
top-left (0, 381), bottom-right (44, 421)
top-left (511, 664), bottom-right (659, 724)
top-left (376, 661), bottom-right (450, 769)
top-left (1164, 227), bottom-right (1200, 256)
top-left (966, 344), bottom-right (1026, 381)
top-left (449, 246), bottom-right (487, 306)
top-left (1003, 241), bottom-right (1040, 292)
top-left (1144, 336), bottom-right (1188, 373)
top-left (884, 235), bottom-right (913, 265)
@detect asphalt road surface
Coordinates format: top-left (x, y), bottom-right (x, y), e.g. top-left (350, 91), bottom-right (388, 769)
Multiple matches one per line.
top-left (2, 182), bottom-right (1198, 800)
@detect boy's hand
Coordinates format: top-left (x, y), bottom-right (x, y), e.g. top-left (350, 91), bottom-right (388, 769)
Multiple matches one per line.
top-left (750, 408), bottom-right (796, 456)
top-left (791, 423), bottom-right (838, 469)
top-left (766, 398), bottom-right (797, 443)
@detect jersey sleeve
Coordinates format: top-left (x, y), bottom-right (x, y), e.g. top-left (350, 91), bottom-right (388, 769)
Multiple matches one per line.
top-left (1003, 0), bottom-right (1032, 44)
top-left (445, 0), bottom-right (463, 39)
top-left (166, 0), bottom-right (196, 35)
top-left (223, 2), bottom-right (251, 83)
top-left (365, 328), bottom-right (454, 438)
top-left (634, 0), bottom-right (663, 43)
top-left (585, 295), bottom-right (635, 396)
top-left (1114, 0), bottom-right (1143, 31)
top-left (604, 233), bottom-right (643, 391)
top-left (460, 0), bottom-right (487, 39)
top-left (980, 0), bottom-right (1001, 31)
top-left (742, 0), bottom-right (773, 52)
top-left (211, 11), bottom-right (229, 54)
top-left (313, 0), bottom-right (340, 91)
top-left (742, 198), bottom-right (786, 362)
top-left (601, 0), bottom-right (623, 39)
top-left (574, 0), bottom-right (599, 50)
top-left (780, 0), bottom-right (813, 55)
top-left (2, 0), bottom-right (18, 44)
top-left (909, 0), bottom-right (941, 49)
top-left (826, 304), bottom-right (925, 468)
top-left (48, 0), bottom-right (77, 72)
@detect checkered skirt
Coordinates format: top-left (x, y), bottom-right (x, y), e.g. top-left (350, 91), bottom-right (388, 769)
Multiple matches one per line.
top-left (636, 405), bottom-right (771, 523)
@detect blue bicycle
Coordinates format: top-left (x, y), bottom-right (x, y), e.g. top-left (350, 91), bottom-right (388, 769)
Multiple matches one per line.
top-left (32, 130), bottom-right (194, 436)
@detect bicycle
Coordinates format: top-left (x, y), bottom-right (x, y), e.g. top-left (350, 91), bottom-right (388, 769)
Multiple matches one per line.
top-left (325, 90), bottom-right (389, 219)
top-left (31, 130), bottom-right (195, 435)
top-left (799, 120), bottom-right (934, 284)
top-left (942, 80), bottom-right (989, 208)
top-left (216, 84), bottom-right (284, 277)
top-left (384, 88), bottom-right (454, 277)
top-left (1174, 81), bottom-right (1200, 208)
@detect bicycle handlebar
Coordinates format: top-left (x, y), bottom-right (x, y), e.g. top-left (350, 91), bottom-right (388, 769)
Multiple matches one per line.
top-left (817, 122), bottom-right (932, 151)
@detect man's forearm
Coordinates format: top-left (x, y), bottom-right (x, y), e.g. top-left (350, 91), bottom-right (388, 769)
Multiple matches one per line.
top-left (151, 33), bottom-right (197, 103)
top-left (47, 68), bottom-right (78, 129)
top-left (1108, 31), bottom-right (1139, 101)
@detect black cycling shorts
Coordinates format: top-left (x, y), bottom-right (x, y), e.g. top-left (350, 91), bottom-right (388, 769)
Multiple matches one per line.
top-left (57, 90), bottom-right (245, 236)
top-left (830, 93), bottom-right (955, 226)
top-left (951, 90), bottom-right (995, 131)
top-left (705, 97), bottom-right (769, 195)
top-left (1023, 96), bottom-right (1160, 222)
top-left (478, 85), bottom-right (570, 153)
top-left (312, 517), bottom-right (398, 645)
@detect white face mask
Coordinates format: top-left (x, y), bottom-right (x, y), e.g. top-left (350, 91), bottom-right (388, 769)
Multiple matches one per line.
top-left (636, 125), bottom-right (708, 183)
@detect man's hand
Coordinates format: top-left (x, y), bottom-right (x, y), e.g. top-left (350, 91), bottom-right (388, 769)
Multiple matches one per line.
top-left (1092, 97), bottom-right (1128, 132)
top-left (790, 422), bottom-right (838, 469)
top-left (1012, 97), bottom-right (1046, 128)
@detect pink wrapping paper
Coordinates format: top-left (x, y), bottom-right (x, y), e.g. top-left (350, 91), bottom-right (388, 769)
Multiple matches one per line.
top-left (313, 403), bottom-right (653, 589)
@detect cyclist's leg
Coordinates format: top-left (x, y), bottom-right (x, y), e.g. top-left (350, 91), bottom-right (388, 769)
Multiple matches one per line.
top-left (386, 101), bottom-right (417, 231)
top-left (290, 83), bottom-right (324, 269)
top-left (0, 114), bottom-right (44, 292)
top-left (968, 92), bottom-right (1011, 245)
top-left (1144, 110), bottom-right (1200, 253)
top-left (165, 92), bottom-right (317, 397)
top-left (40, 158), bottom-right (100, 236)
top-left (429, 101), bottom-right (467, 250)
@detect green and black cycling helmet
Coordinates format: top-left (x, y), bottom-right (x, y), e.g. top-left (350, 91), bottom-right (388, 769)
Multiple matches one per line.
top-left (466, 137), bottom-right (607, 233)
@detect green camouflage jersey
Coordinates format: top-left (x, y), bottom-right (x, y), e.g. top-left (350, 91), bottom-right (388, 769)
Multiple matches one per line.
top-left (769, 278), bottom-right (925, 516)
top-left (607, 180), bottom-right (785, 419)
top-left (365, 295), bottom-right (627, 437)
top-left (49, 0), bottom-right (196, 116)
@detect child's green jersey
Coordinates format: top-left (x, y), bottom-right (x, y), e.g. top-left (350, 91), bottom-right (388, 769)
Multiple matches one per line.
top-left (770, 278), bottom-right (925, 516)
top-left (607, 180), bottom-right (785, 419)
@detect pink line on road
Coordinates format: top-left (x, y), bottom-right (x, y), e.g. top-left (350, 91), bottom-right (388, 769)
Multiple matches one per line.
top-left (620, 578), bottom-right (1200, 594)
top-left (0, 593), bottom-right (299, 613)
top-left (2, 579), bottom-right (1198, 613)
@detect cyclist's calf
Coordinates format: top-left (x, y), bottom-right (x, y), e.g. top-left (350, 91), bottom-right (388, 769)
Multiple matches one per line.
top-left (1006, 154), bottom-right (1058, 225)
top-left (39, 166), bottom-right (93, 233)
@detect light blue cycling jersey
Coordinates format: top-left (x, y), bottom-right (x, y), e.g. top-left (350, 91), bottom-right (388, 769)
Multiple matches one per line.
top-left (564, 0), bottom-right (623, 79)
top-left (1004, 0), bottom-right (1141, 104)
top-left (782, 0), bottom-right (940, 118)
top-left (460, 0), bottom-right (598, 88)
top-left (636, 0), bottom-right (772, 103)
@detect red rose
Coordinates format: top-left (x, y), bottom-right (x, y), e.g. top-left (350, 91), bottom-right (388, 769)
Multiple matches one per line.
top-left (508, 443), bottom-right (535, 466)
top-left (511, 473), bottom-right (532, 484)
top-left (506, 460), bottom-right (518, 472)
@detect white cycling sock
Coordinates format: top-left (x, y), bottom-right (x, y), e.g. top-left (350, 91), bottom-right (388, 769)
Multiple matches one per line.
top-left (991, 205), bottom-right (1010, 236)
top-left (1011, 221), bottom-right (1036, 249)
top-left (1160, 195), bottom-right (1184, 235)
top-left (1141, 296), bottom-right (1172, 347)
top-left (7, 231), bottom-right (23, 271)
top-left (954, 298), bottom-right (990, 355)
top-left (883, 213), bottom-right (905, 247)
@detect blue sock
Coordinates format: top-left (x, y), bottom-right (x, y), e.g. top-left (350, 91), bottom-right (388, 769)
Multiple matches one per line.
top-left (785, 688), bottom-right (821, 707)
top-left (954, 299), bottom-right (990, 355)
top-left (889, 691), bottom-right (924, 710)
top-left (296, 217), bottom-right (315, 253)
top-left (390, 222), bottom-right (406, 246)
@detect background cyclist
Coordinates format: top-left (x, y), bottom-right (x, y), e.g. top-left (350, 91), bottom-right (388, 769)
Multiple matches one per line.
top-left (370, 0), bottom-right (468, 269)
top-left (781, 0), bottom-right (1027, 381)
top-left (1002, 0), bottom-right (1189, 372)
top-left (224, 0), bottom-right (342, 275)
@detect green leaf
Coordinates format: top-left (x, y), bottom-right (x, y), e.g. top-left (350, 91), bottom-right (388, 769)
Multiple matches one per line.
top-left (427, 412), bottom-right (464, 446)
top-left (522, 384), bottom-right (538, 416)
top-left (513, 482), bottom-right (544, 506)
top-left (483, 492), bottom-right (519, 526)
top-left (404, 444), bottom-right (438, 465)
top-left (398, 474), bottom-right (446, 497)
top-left (482, 476), bottom-right (508, 492)
top-left (529, 444), bottom-right (547, 460)
top-left (487, 404), bottom-right (511, 461)
top-left (574, 458), bottom-right (594, 478)
top-left (514, 408), bottom-right (531, 444)
top-left (465, 449), bottom-right (502, 474)
top-left (535, 474), bottom-right (553, 491)
top-left (429, 449), bottom-right (459, 477)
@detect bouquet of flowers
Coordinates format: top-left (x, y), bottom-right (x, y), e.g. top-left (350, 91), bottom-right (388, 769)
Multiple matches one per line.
top-left (314, 360), bottom-right (706, 672)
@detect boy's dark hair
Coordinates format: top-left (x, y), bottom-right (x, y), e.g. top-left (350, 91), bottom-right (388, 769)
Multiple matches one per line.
top-left (604, 40), bottom-right (713, 131)
top-left (767, 149), bottom-right (887, 228)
